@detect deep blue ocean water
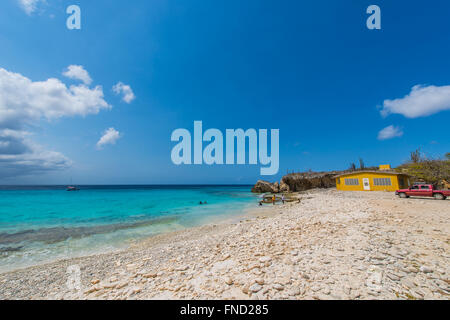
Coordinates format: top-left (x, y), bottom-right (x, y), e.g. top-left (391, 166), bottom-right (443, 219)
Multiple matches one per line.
top-left (0, 185), bottom-right (258, 272)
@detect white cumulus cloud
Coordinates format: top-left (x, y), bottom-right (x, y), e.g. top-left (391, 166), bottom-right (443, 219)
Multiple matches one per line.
top-left (381, 85), bottom-right (450, 118)
top-left (97, 128), bottom-right (121, 149)
top-left (0, 67), bottom-right (110, 129)
top-left (0, 66), bottom-right (111, 178)
top-left (17, 0), bottom-right (43, 15)
top-left (377, 125), bottom-right (403, 141)
top-left (113, 82), bottom-right (135, 104)
top-left (63, 65), bottom-right (93, 85)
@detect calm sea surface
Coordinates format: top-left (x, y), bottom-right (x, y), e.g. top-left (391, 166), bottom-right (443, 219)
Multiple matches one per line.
top-left (0, 185), bottom-right (257, 272)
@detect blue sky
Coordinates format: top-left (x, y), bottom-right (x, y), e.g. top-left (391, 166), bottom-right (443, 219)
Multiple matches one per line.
top-left (0, 0), bottom-right (449, 184)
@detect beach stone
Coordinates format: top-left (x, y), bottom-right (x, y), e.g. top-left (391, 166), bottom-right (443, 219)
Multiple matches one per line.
top-left (401, 278), bottom-right (416, 289)
top-left (259, 256), bottom-right (271, 263)
top-left (116, 281), bottom-right (129, 289)
top-left (419, 266), bottom-right (433, 273)
top-left (143, 273), bottom-right (157, 278)
top-left (102, 282), bottom-right (117, 289)
top-left (273, 283), bottom-right (284, 291)
top-left (386, 273), bottom-right (400, 281)
top-left (175, 266), bottom-right (189, 271)
top-left (249, 283), bottom-right (262, 293)
top-left (242, 286), bottom-right (249, 295)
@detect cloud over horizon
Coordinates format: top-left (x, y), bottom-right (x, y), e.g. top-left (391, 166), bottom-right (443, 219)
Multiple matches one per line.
top-left (97, 128), bottom-right (121, 149)
top-left (377, 125), bottom-right (403, 140)
top-left (0, 129), bottom-right (71, 179)
top-left (0, 66), bottom-right (110, 178)
top-left (381, 84), bottom-right (450, 118)
top-left (113, 82), bottom-right (135, 104)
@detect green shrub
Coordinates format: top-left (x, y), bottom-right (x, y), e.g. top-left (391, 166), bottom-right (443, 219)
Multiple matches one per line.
top-left (396, 151), bottom-right (450, 185)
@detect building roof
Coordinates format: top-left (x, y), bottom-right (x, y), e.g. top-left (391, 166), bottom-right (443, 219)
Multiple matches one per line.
top-left (332, 171), bottom-right (409, 179)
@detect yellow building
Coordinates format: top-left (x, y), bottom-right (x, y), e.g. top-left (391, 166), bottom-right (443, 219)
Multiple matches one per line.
top-left (334, 165), bottom-right (411, 192)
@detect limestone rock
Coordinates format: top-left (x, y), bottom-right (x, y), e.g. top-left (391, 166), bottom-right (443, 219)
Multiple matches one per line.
top-left (251, 180), bottom-right (279, 193)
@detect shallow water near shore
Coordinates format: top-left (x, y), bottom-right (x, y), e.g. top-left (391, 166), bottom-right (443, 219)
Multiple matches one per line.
top-left (0, 185), bottom-right (258, 273)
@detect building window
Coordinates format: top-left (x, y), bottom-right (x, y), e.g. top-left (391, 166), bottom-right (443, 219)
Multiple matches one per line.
top-left (373, 178), bottom-right (392, 186)
top-left (344, 178), bottom-right (359, 186)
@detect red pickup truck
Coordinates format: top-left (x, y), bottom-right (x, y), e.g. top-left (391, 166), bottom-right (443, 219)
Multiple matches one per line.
top-left (396, 184), bottom-right (450, 200)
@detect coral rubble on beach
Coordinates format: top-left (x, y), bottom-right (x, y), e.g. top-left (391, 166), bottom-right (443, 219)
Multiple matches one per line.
top-left (0, 189), bottom-right (448, 300)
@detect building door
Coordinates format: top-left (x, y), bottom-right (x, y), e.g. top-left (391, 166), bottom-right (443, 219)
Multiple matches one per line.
top-left (363, 178), bottom-right (371, 191)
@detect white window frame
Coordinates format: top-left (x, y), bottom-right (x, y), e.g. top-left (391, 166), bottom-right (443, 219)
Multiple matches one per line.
top-left (373, 177), bottom-right (392, 186)
top-left (344, 178), bottom-right (359, 186)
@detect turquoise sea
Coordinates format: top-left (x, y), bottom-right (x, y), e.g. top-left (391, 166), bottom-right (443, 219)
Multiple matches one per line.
top-left (0, 185), bottom-right (258, 273)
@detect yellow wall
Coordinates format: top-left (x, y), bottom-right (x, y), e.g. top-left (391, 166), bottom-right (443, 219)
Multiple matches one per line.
top-left (336, 172), bottom-right (410, 192)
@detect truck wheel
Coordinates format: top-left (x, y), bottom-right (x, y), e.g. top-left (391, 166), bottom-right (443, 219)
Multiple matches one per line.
top-left (434, 193), bottom-right (445, 200)
top-left (399, 193), bottom-right (407, 198)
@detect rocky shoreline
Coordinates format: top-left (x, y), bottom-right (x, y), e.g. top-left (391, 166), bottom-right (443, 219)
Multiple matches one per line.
top-left (251, 171), bottom-right (342, 193)
top-left (0, 189), bottom-right (448, 300)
